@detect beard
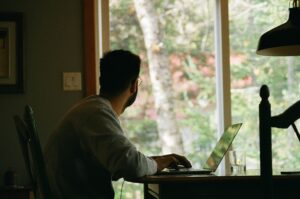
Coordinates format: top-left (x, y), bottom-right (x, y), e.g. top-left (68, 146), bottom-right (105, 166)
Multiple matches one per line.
top-left (123, 89), bottom-right (138, 111)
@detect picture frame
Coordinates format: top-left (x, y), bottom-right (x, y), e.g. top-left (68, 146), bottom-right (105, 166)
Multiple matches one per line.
top-left (0, 12), bottom-right (23, 93)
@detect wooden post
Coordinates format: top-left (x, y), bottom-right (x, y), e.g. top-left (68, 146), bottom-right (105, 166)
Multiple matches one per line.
top-left (83, 0), bottom-right (97, 96)
top-left (259, 85), bottom-right (273, 199)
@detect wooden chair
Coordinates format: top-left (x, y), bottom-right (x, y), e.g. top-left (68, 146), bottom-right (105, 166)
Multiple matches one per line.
top-left (13, 105), bottom-right (52, 199)
top-left (259, 85), bottom-right (300, 199)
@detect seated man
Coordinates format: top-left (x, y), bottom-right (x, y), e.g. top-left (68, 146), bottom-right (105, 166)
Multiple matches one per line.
top-left (45, 49), bottom-right (191, 199)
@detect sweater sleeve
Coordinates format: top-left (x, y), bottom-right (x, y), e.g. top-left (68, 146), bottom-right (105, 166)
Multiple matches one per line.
top-left (78, 107), bottom-right (157, 180)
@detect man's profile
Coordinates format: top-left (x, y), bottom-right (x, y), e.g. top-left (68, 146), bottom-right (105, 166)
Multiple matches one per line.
top-left (45, 49), bottom-right (191, 199)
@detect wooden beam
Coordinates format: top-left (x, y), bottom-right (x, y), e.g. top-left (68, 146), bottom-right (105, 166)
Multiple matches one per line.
top-left (83, 0), bottom-right (97, 96)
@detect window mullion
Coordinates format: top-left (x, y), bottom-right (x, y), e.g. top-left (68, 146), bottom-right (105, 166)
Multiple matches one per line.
top-left (214, 0), bottom-right (232, 175)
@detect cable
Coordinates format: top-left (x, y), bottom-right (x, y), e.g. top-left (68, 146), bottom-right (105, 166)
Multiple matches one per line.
top-left (120, 179), bottom-right (125, 199)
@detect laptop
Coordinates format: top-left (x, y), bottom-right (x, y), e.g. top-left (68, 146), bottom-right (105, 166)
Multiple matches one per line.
top-left (155, 123), bottom-right (243, 175)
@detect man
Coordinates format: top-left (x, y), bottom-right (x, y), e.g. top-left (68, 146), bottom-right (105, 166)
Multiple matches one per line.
top-left (45, 49), bottom-right (191, 199)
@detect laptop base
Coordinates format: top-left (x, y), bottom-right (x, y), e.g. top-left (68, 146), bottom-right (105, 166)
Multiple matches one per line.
top-left (155, 168), bottom-right (212, 176)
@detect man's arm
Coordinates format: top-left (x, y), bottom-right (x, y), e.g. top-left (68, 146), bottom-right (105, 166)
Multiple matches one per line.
top-left (80, 109), bottom-right (157, 179)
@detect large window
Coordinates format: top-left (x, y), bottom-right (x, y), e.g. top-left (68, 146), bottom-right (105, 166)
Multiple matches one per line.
top-left (229, 0), bottom-right (300, 171)
top-left (109, 0), bottom-right (227, 166)
top-left (105, 0), bottom-right (230, 197)
top-left (94, 0), bottom-right (300, 198)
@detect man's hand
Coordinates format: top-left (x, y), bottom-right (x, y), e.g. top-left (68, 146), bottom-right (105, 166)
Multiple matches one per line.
top-left (151, 154), bottom-right (192, 172)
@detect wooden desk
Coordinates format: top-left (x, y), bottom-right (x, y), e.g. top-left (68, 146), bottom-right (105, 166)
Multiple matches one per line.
top-left (0, 186), bottom-right (34, 199)
top-left (129, 171), bottom-right (300, 199)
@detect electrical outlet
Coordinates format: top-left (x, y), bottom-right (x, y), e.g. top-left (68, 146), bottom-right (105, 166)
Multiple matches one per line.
top-left (63, 72), bottom-right (82, 91)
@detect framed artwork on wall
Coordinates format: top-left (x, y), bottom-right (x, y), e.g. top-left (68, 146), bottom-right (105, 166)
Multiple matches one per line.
top-left (0, 12), bottom-right (23, 93)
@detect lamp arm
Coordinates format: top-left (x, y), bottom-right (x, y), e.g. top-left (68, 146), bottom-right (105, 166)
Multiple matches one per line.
top-left (271, 100), bottom-right (300, 128)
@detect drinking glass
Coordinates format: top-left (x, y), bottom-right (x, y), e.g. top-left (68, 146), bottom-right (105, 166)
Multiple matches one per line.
top-left (229, 150), bottom-right (246, 175)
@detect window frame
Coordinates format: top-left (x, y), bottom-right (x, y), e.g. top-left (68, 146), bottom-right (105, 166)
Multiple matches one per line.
top-left (214, 0), bottom-right (232, 174)
top-left (83, 0), bottom-right (97, 96)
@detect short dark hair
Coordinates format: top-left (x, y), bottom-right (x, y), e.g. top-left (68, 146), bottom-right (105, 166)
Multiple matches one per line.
top-left (99, 49), bottom-right (141, 97)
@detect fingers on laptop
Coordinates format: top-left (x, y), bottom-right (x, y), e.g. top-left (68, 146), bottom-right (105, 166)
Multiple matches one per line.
top-left (152, 154), bottom-right (192, 171)
top-left (165, 154), bottom-right (192, 169)
top-left (173, 154), bottom-right (192, 168)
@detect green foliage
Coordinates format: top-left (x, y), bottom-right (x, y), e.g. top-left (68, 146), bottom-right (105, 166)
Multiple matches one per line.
top-left (120, 118), bottom-right (160, 155)
top-left (113, 180), bottom-right (143, 199)
top-left (109, 0), bottom-right (300, 198)
top-left (229, 0), bottom-right (300, 171)
top-left (109, 0), bottom-right (145, 53)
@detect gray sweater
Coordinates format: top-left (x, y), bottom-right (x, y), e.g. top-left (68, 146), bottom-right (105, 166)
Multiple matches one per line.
top-left (45, 96), bottom-right (157, 199)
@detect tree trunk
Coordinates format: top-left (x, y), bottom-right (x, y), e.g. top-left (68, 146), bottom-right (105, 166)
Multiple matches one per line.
top-left (133, 0), bottom-right (184, 154)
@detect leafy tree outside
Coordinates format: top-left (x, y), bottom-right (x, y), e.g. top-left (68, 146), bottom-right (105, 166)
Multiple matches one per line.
top-left (109, 0), bottom-right (300, 198)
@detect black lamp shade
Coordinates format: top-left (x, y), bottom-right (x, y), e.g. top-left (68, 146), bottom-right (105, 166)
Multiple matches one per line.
top-left (257, 8), bottom-right (300, 56)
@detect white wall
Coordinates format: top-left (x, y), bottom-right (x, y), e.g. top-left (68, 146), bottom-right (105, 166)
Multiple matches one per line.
top-left (0, 0), bottom-right (84, 185)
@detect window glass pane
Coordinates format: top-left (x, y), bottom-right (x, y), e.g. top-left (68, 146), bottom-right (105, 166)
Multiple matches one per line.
top-left (229, 0), bottom-right (300, 171)
top-left (109, 0), bottom-right (218, 197)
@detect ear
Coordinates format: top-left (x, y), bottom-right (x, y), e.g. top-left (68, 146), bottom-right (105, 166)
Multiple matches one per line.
top-left (129, 80), bottom-right (138, 94)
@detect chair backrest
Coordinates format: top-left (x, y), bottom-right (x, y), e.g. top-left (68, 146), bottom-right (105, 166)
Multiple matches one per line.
top-left (13, 115), bottom-right (35, 185)
top-left (14, 105), bottom-right (52, 199)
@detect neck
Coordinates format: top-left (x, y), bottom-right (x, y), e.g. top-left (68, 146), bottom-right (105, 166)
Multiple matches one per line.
top-left (100, 93), bottom-right (128, 116)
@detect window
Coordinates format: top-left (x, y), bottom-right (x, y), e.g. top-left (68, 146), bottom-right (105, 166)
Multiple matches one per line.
top-left (108, 0), bottom-right (231, 169)
top-left (100, 0), bottom-right (231, 197)
top-left (229, 0), bottom-right (300, 171)
top-left (90, 0), bottom-right (300, 198)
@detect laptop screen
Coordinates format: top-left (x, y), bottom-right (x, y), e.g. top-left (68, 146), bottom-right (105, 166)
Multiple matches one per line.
top-left (203, 123), bottom-right (242, 171)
